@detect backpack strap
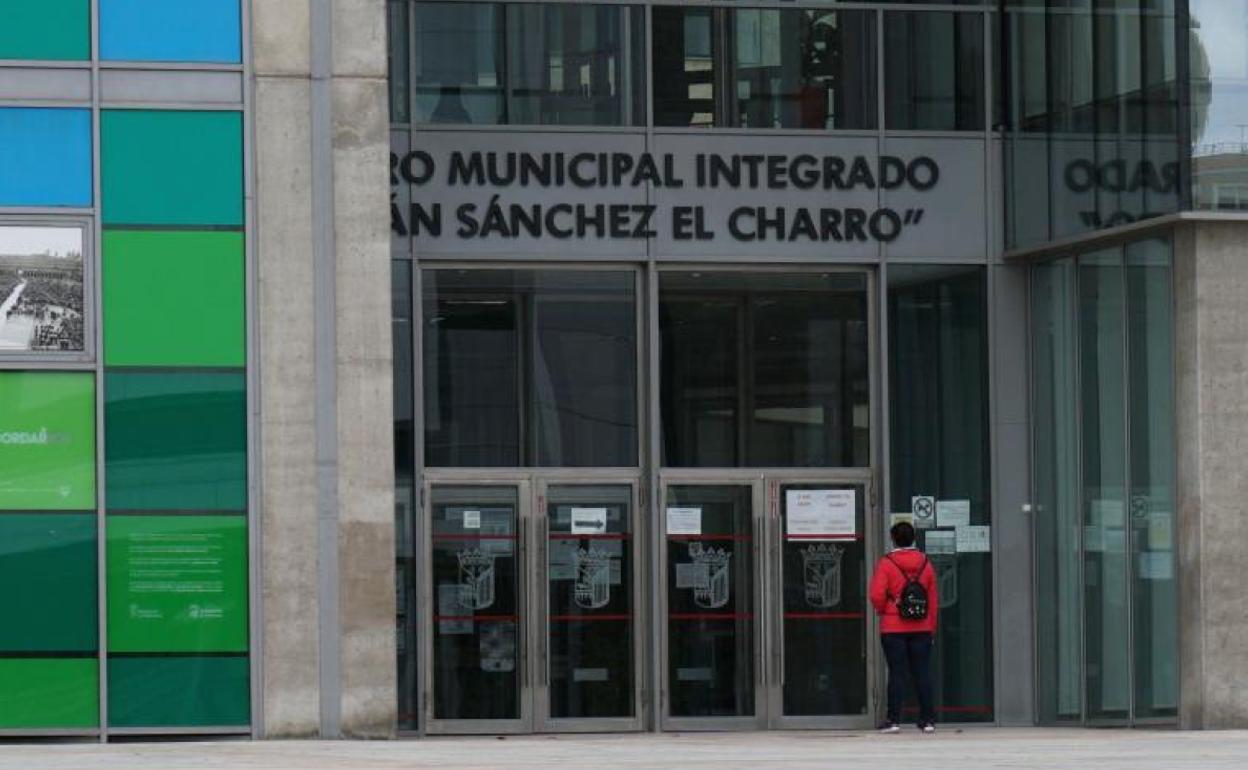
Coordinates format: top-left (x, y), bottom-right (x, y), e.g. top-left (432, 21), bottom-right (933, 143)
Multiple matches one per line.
top-left (885, 553), bottom-right (926, 581)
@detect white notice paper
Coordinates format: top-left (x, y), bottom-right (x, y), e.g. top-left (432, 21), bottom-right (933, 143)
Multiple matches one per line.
top-left (936, 500), bottom-right (971, 529)
top-left (666, 507), bottom-right (702, 536)
top-left (955, 525), bottom-right (991, 553)
top-left (462, 510), bottom-right (481, 529)
top-left (924, 530), bottom-right (956, 556)
top-left (911, 496), bottom-right (936, 529)
top-left (570, 507), bottom-right (608, 535)
top-left (889, 513), bottom-right (914, 529)
top-left (785, 489), bottom-right (856, 539)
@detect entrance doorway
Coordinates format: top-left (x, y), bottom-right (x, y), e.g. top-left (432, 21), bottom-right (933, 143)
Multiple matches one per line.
top-left (660, 473), bottom-right (875, 730)
top-left (420, 474), bottom-right (643, 734)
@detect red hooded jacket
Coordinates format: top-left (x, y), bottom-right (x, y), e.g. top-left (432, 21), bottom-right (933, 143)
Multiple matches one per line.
top-left (869, 547), bottom-right (938, 635)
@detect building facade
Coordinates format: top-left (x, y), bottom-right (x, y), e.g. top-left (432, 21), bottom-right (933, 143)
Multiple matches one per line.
top-left (0, 0), bottom-right (1245, 739)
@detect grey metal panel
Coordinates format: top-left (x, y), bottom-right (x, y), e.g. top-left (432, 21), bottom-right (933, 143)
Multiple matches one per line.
top-left (0, 67), bottom-right (91, 101)
top-left (881, 136), bottom-right (989, 261)
top-left (99, 70), bottom-right (243, 105)
top-left (990, 264), bottom-right (1035, 726)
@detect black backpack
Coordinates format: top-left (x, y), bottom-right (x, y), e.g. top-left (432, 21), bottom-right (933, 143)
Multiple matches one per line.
top-left (886, 554), bottom-right (930, 621)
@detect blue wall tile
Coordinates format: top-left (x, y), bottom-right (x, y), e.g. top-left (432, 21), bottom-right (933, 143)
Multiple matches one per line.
top-left (0, 108), bottom-right (92, 207)
top-left (100, 0), bottom-right (241, 63)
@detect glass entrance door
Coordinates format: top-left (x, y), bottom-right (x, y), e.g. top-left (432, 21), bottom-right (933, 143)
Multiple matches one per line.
top-left (422, 477), bottom-right (641, 734)
top-left (660, 474), bottom-right (874, 730)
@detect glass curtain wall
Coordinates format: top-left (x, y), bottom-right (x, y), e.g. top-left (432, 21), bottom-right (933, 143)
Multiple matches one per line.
top-left (1189, 1), bottom-right (1248, 210)
top-left (1003, 1), bottom-right (1182, 248)
top-left (887, 266), bottom-right (993, 723)
top-left (1030, 236), bottom-right (1177, 725)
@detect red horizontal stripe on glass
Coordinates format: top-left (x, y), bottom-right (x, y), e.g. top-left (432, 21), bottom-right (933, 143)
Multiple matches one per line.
top-left (432, 614), bottom-right (519, 622)
top-left (903, 705), bottom-right (993, 714)
top-left (784, 534), bottom-right (862, 541)
top-left (431, 533), bottom-right (516, 540)
top-left (547, 533), bottom-right (631, 541)
top-left (667, 534), bottom-right (752, 542)
top-left (548, 614), bottom-right (632, 622)
top-left (669, 612), bottom-right (754, 621)
top-left (783, 612), bottom-right (865, 620)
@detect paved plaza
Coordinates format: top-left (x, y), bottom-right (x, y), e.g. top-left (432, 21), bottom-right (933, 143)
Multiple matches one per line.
top-left (1, 729), bottom-right (1247, 770)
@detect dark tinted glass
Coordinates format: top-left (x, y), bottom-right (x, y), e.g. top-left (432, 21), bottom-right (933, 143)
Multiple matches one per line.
top-left (885, 11), bottom-right (984, 130)
top-left (660, 272), bottom-right (870, 468)
top-left (423, 270), bottom-right (637, 467)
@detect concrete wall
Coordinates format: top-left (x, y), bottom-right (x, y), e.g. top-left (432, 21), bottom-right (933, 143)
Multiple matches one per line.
top-left (1174, 221), bottom-right (1248, 730)
top-left (253, 0), bottom-right (396, 738)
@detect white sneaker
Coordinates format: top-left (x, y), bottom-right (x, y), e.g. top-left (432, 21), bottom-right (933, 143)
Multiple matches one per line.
top-left (878, 723), bottom-right (900, 734)
top-left (920, 723), bottom-right (936, 734)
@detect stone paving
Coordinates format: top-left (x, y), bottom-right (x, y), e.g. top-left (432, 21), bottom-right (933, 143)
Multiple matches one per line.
top-left (1, 728), bottom-right (1246, 770)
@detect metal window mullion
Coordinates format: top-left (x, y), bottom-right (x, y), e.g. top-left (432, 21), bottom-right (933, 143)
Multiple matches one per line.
top-left (89, 0), bottom-right (108, 743)
top-left (1072, 255), bottom-right (1088, 726)
top-left (646, 260), bottom-right (660, 731)
top-left (1119, 244), bottom-right (1136, 725)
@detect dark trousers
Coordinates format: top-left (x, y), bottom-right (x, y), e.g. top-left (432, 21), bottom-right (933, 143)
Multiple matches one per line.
top-left (881, 632), bottom-right (934, 725)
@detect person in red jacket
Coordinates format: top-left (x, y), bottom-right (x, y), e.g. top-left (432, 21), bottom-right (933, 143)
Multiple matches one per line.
top-left (869, 521), bottom-right (938, 733)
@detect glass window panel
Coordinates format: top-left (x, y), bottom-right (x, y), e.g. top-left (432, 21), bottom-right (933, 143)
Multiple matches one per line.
top-left (393, 260), bottom-right (418, 731)
top-left (652, 6), bottom-right (717, 127)
top-left (660, 272), bottom-right (869, 468)
top-left (105, 372), bottom-right (247, 512)
top-left (0, 372), bottom-right (95, 511)
top-left (0, 108), bottom-right (91, 207)
top-left (429, 485), bottom-right (521, 721)
top-left (888, 265), bottom-right (992, 722)
top-left (0, 659), bottom-right (98, 729)
top-left (99, 0), bottom-right (241, 63)
top-left (665, 484), bottom-right (755, 718)
top-left (0, 0), bottom-right (90, 61)
top-left (1031, 257), bottom-right (1082, 724)
top-left (106, 515), bottom-right (249, 653)
top-left (730, 9), bottom-right (875, 130)
top-left (103, 230), bottom-right (245, 367)
top-left (423, 269), bottom-right (637, 468)
top-left (413, 2), bottom-right (643, 126)
top-left (1125, 237), bottom-right (1177, 719)
top-left (1079, 248), bottom-right (1130, 722)
top-left (885, 11), bottom-right (984, 131)
top-left (0, 225), bottom-right (86, 353)
top-left (102, 110), bottom-right (243, 227)
top-left (107, 656), bottom-right (250, 727)
top-left (545, 485), bottom-right (634, 719)
top-left (1190, 0), bottom-right (1248, 210)
top-left (0, 514), bottom-right (96, 652)
top-left (389, 0), bottom-right (411, 123)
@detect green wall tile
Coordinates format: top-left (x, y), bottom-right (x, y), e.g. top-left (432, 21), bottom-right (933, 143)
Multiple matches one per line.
top-left (105, 372), bottom-right (246, 512)
top-left (0, 515), bottom-right (97, 652)
top-left (0, 658), bottom-right (98, 729)
top-left (101, 111), bottom-right (242, 227)
top-left (103, 230), bottom-right (245, 367)
top-left (0, 1), bottom-right (90, 61)
top-left (0, 372), bottom-right (96, 511)
top-left (108, 656), bottom-right (249, 727)
top-left (108, 515), bottom-right (248, 653)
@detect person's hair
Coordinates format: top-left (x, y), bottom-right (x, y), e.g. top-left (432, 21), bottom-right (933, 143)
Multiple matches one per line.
top-left (890, 521), bottom-right (916, 548)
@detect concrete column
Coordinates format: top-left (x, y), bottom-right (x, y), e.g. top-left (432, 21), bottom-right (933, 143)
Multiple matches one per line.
top-left (253, 0), bottom-right (395, 738)
top-left (1174, 221), bottom-right (1248, 730)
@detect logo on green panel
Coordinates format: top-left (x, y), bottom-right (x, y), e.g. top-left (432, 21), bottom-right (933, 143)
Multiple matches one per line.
top-left (0, 372), bottom-right (95, 511)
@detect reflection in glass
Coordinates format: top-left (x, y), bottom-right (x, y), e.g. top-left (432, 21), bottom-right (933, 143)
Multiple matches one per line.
top-left (1190, 1), bottom-right (1248, 210)
top-left (1030, 258), bottom-right (1082, 724)
top-left (780, 483), bottom-right (866, 717)
top-left (888, 265), bottom-right (992, 722)
top-left (660, 272), bottom-right (869, 468)
top-left (1079, 249), bottom-right (1129, 722)
top-left (885, 11), bottom-right (983, 131)
top-left (0, 225), bottom-right (85, 353)
top-left (666, 485), bottom-right (754, 718)
top-left (423, 270), bottom-right (637, 467)
top-left (652, 8), bottom-right (876, 129)
top-left (412, 2), bottom-right (644, 126)
top-left (1125, 239), bottom-right (1177, 719)
top-left (388, 0), bottom-right (410, 123)
top-left (430, 486), bottom-right (521, 722)
top-left (545, 485), bottom-right (633, 720)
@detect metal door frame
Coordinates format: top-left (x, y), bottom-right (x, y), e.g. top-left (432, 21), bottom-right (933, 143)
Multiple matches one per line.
top-left (657, 473), bottom-right (767, 731)
top-left (534, 475), bottom-right (645, 733)
top-left (421, 469), bottom-right (645, 735)
top-left (421, 473), bottom-right (534, 735)
top-left (764, 470), bottom-right (877, 731)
